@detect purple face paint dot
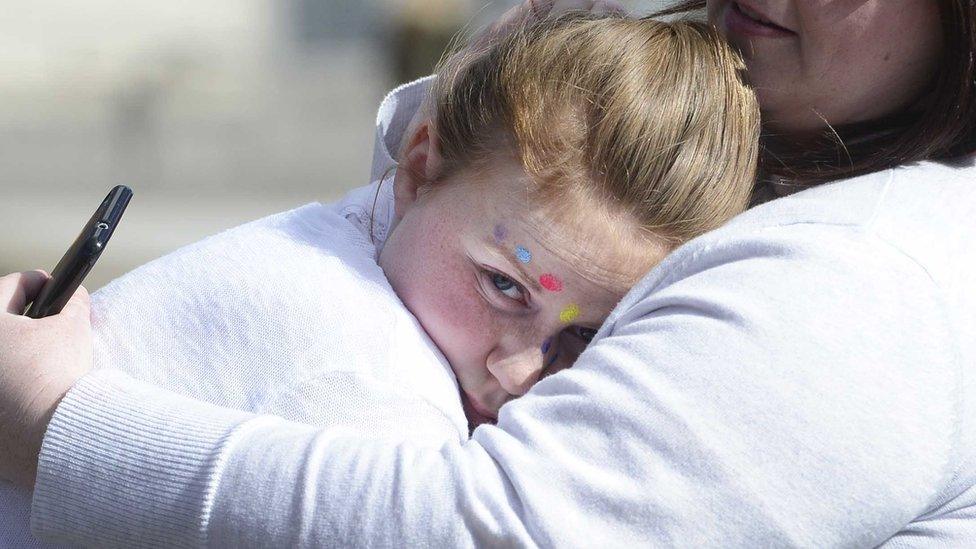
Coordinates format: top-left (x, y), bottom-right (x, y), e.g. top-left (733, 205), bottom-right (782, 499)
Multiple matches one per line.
top-left (541, 339), bottom-right (551, 355)
top-left (493, 224), bottom-right (508, 243)
top-left (515, 245), bottom-right (532, 264)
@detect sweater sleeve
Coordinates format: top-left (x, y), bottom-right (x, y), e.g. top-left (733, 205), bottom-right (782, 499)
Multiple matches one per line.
top-left (31, 222), bottom-right (959, 547)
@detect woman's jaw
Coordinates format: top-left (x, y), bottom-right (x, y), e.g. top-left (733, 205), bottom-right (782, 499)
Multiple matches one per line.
top-left (708, 0), bottom-right (943, 136)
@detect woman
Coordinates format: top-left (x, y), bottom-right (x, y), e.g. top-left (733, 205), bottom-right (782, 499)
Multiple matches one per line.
top-left (1, 0), bottom-right (974, 545)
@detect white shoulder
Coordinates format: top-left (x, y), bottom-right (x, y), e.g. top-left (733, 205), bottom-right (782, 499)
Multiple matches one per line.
top-left (90, 200), bottom-right (465, 436)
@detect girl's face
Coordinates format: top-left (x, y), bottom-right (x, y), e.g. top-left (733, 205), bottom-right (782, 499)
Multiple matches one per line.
top-left (379, 156), bottom-right (661, 427)
top-left (707, 0), bottom-right (943, 134)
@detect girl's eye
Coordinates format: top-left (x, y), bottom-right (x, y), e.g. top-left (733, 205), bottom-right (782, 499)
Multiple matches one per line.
top-left (491, 272), bottom-right (524, 300)
top-left (575, 327), bottom-right (598, 343)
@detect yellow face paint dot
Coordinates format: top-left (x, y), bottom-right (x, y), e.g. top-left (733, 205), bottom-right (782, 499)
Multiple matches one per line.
top-left (559, 304), bottom-right (580, 324)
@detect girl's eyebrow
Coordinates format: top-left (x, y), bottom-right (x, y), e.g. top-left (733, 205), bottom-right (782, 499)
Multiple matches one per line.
top-left (484, 238), bottom-right (543, 293)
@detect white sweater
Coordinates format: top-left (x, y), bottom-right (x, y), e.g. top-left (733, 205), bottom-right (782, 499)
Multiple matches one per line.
top-left (84, 187), bottom-right (464, 440)
top-left (31, 79), bottom-right (976, 547)
top-left (5, 78), bottom-right (467, 548)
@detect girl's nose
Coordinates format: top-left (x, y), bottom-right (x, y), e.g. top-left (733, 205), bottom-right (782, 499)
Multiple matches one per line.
top-left (488, 343), bottom-right (546, 397)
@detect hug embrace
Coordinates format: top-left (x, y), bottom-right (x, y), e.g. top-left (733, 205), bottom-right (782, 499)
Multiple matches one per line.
top-left (1, 0), bottom-right (975, 546)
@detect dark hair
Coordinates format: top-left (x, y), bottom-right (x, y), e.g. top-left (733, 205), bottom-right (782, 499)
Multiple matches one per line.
top-left (657, 1), bottom-right (976, 196)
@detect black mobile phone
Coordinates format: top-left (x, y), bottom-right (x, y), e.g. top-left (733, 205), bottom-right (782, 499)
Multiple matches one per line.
top-left (24, 185), bottom-right (133, 319)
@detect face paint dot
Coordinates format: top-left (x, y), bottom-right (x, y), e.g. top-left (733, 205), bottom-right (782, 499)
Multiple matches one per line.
top-left (493, 224), bottom-right (508, 243)
top-left (514, 245), bottom-right (532, 264)
top-left (541, 339), bottom-right (551, 355)
top-left (539, 273), bottom-right (563, 292)
top-left (559, 304), bottom-right (580, 324)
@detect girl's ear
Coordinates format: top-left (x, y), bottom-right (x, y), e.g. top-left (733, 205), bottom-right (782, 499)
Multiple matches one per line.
top-left (392, 119), bottom-right (443, 221)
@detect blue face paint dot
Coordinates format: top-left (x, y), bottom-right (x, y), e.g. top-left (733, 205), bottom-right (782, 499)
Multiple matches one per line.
top-left (541, 339), bottom-right (551, 355)
top-left (515, 245), bottom-right (532, 264)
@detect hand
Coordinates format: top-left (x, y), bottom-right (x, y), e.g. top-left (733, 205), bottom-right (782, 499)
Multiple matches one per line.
top-left (478, 0), bottom-right (627, 47)
top-left (0, 271), bottom-right (93, 488)
top-left (501, 0), bottom-right (627, 23)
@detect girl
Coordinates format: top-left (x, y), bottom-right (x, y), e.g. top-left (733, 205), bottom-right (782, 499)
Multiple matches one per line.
top-left (0, 12), bottom-right (760, 547)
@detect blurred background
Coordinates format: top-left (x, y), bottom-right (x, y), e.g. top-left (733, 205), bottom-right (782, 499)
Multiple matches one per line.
top-left (1, 0), bottom-right (672, 290)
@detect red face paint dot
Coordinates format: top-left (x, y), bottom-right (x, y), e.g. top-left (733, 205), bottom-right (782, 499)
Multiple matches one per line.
top-left (539, 273), bottom-right (563, 292)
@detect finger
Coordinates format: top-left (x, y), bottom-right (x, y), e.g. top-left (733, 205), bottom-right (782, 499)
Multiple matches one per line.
top-left (57, 285), bottom-right (92, 325)
top-left (591, 0), bottom-right (627, 15)
top-left (488, 1), bottom-right (543, 41)
top-left (549, 0), bottom-right (593, 15)
top-left (0, 271), bottom-right (50, 315)
top-left (526, 0), bottom-right (555, 18)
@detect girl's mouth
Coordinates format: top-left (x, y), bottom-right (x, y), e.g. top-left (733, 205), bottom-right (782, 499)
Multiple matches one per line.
top-left (725, 1), bottom-right (796, 39)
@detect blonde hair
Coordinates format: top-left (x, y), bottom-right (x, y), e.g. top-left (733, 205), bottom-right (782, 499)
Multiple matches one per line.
top-left (425, 13), bottom-right (760, 247)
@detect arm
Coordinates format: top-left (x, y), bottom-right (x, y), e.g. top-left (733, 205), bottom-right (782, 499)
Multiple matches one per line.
top-left (0, 271), bottom-right (91, 490)
top-left (28, 223), bottom-right (959, 547)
